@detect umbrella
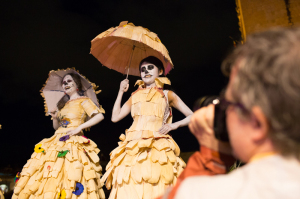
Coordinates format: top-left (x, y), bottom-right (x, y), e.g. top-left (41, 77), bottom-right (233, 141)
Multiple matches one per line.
top-left (90, 21), bottom-right (174, 77)
top-left (40, 68), bottom-right (101, 116)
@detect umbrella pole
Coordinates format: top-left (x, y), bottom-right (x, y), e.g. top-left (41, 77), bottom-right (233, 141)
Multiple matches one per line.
top-left (126, 44), bottom-right (136, 79)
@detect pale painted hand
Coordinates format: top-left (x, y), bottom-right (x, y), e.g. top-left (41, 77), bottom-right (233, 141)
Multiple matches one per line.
top-left (159, 123), bottom-right (179, 135)
top-left (49, 108), bottom-right (58, 119)
top-left (67, 127), bottom-right (82, 136)
top-left (188, 104), bottom-right (232, 155)
top-left (120, 79), bottom-right (129, 93)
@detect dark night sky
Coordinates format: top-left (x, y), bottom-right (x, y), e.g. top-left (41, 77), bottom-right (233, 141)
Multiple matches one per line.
top-left (0, 0), bottom-right (240, 168)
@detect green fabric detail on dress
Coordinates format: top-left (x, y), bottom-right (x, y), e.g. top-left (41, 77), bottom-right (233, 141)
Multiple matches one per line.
top-left (57, 150), bottom-right (69, 157)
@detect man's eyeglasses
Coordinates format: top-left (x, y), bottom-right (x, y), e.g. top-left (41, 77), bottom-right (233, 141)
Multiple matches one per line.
top-left (218, 98), bottom-right (249, 114)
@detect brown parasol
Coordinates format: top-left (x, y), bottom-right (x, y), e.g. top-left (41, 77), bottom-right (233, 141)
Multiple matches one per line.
top-left (40, 68), bottom-right (102, 116)
top-left (90, 21), bottom-right (174, 78)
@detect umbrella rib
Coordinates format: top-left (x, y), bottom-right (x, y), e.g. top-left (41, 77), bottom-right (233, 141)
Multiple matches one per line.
top-left (119, 40), bottom-right (146, 51)
top-left (82, 85), bottom-right (93, 92)
top-left (101, 38), bottom-right (123, 68)
top-left (126, 42), bottom-right (136, 78)
top-left (52, 72), bottom-right (63, 79)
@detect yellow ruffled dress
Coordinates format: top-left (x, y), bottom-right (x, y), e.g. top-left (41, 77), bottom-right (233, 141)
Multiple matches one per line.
top-left (0, 190), bottom-right (4, 199)
top-left (101, 78), bottom-right (186, 199)
top-left (12, 97), bottom-right (105, 199)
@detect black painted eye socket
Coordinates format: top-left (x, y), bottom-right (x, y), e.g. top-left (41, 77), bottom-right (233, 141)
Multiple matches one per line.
top-left (67, 80), bottom-right (72, 83)
top-left (141, 66), bottom-right (147, 72)
top-left (141, 65), bottom-right (155, 72)
top-left (147, 65), bottom-right (154, 70)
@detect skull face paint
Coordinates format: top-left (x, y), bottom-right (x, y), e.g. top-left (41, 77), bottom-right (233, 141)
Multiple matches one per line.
top-left (62, 75), bottom-right (78, 95)
top-left (140, 62), bottom-right (162, 86)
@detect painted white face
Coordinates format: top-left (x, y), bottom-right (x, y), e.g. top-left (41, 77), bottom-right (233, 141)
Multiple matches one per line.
top-left (62, 75), bottom-right (77, 95)
top-left (140, 62), bottom-right (163, 85)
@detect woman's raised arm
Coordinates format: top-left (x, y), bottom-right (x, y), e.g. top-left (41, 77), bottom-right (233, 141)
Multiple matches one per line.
top-left (111, 79), bottom-right (132, 122)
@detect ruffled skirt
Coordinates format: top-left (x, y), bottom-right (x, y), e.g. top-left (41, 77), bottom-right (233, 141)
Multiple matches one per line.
top-left (12, 133), bottom-right (105, 199)
top-left (101, 134), bottom-right (186, 199)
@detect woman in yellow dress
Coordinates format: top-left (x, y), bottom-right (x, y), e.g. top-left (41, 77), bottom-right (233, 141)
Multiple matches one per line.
top-left (101, 56), bottom-right (193, 199)
top-left (12, 70), bottom-right (106, 199)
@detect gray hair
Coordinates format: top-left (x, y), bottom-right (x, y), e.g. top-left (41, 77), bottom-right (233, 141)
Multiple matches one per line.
top-left (222, 27), bottom-right (300, 159)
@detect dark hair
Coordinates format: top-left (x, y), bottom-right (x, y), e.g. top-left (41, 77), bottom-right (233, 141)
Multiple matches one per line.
top-left (57, 73), bottom-right (85, 110)
top-left (139, 56), bottom-right (165, 76)
top-left (139, 56), bottom-right (172, 90)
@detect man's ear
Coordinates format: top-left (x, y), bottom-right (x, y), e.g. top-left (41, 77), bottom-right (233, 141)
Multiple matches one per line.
top-left (251, 106), bottom-right (270, 142)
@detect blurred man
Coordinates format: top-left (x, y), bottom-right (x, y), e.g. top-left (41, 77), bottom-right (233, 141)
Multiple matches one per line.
top-left (0, 184), bottom-right (4, 199)
top-left (160, 27), bottom-right (300, 199)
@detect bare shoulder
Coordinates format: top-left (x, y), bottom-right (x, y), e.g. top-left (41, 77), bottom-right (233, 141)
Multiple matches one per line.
top-left (167, 90), bottom-right (176, 100)
top-left (127, 96), bottom-right (132, 103)
top-left (124, 96), bottom-right (132, 107)
top-left (167, 90), bottom-right (178, 107)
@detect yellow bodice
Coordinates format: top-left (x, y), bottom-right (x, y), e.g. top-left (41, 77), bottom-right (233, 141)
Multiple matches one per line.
top-left (55, 97), bottom-right (105, 134)
top-left (126, 77), bottom-right (172, 141)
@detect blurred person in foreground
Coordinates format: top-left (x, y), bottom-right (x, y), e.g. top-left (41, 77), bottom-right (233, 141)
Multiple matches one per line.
top-left (159, 27), bottom-right (300, 199)
top-left (0, 189), bottom-right (4, 199)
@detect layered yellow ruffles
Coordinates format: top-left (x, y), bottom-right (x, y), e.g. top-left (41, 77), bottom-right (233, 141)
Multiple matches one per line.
top-left (13, 98), bottom-right (105, 199)
top-left (101, 78), bottom-right (186, 199)
top-left (55, 97), bottom-right (105, 134)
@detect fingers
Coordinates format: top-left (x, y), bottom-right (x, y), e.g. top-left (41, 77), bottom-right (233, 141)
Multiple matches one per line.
top-left (124, 84), bottom-right (129, 92)
top-left (159, 125), bottom-right (171, 135)
top-left (189, 107), bottom-right (214, 137)
top-left (120, 79), bottom-right (130, 91)
top-left (66, 131), bottom-right (73, 136)
top-left (51, 112), bottom-right (57, 118)
top-left (206, 104), bottom-right (215, 131)
top-left (188, 121), bottom-right (196, 134)
top-left (121, 79), bottom-right (129, 85)
top-left (190, 108), bottom-right (205, 133)
top-left (159, 126), bottom-right (167, 134)
top-left (49, 108), bottom-right (57, 115)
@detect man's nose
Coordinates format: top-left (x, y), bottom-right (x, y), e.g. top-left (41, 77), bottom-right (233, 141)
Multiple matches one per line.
top-left (145, 70), bottom-right (149, 74)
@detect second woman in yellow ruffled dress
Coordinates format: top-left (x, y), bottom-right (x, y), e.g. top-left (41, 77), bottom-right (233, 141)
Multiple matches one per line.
top-left (12, 69), bottom-right (106, 199)
top-left (101, 56), bottom-right (193, 199)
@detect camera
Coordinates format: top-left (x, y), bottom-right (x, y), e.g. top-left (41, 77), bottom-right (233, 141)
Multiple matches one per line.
top-left (193, 96), bottom-right (229, 142)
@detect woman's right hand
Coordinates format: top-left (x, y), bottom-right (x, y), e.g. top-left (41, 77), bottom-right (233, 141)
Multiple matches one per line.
top-left (49, 108), bottom-right (58, 119)
top-left (120, 79), bottom-right (129, 92)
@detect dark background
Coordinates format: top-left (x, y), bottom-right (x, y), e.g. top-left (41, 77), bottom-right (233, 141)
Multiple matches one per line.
top-left (0, 0), bottom-right (240, 169)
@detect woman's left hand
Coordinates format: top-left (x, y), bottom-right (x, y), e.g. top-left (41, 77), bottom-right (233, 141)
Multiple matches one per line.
top-left (67, 127), bottom-right (82, 136)
top-left (158, 123), bottom-right (179, 135)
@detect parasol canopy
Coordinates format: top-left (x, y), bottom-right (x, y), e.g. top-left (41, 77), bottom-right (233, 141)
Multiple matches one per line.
top-left (90, 21), bottom-right (174, 77)
top-left (40, 68), bottom-right (101, 116)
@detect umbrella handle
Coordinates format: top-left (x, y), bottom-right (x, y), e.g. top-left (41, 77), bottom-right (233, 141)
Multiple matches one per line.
top-left (126, 43), bottom-right (136, 79)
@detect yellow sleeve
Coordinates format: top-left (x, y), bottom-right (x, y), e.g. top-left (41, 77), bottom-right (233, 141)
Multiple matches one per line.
top-left (81, 99), bottom-right (105, 117)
